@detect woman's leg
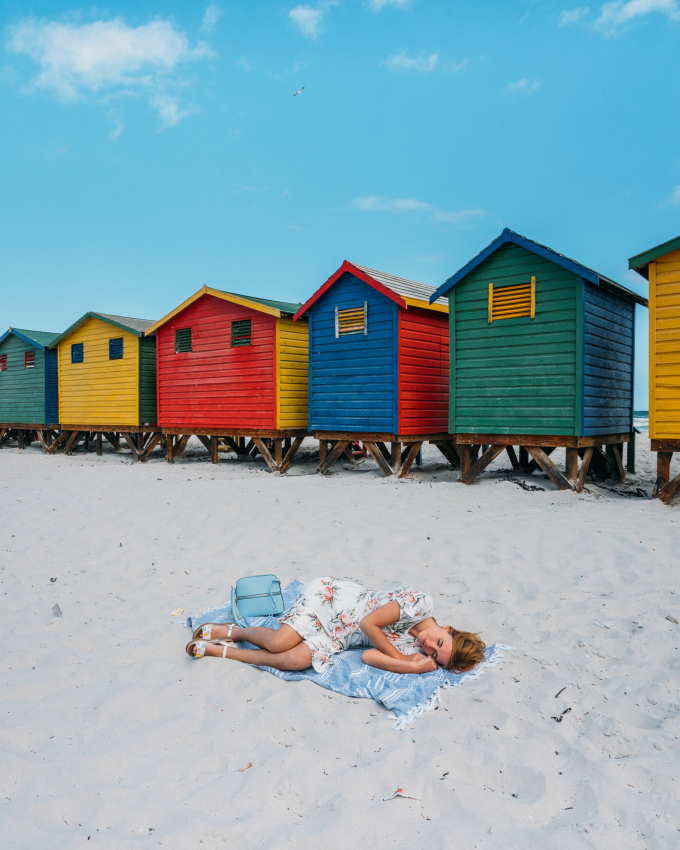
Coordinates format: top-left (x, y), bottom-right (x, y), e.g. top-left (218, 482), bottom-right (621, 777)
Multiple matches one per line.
top-left (202, 640), bottom-right (312, 671)
top-left (207, 623), bottom-right (302, 653)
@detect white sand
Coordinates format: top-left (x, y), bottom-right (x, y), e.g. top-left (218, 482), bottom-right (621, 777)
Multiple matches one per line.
top-left (1, 435), bottom-right (679, 848)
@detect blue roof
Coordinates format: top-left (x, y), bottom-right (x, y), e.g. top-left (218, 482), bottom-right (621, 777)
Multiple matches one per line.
top-left (429, 228), bottom-right (647, 307)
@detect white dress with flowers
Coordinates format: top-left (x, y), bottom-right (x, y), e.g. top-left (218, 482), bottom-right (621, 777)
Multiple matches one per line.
top-left (279, 576), bottom-right (434, 673)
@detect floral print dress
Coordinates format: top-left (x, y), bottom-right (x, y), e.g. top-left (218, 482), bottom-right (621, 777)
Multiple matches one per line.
top-left (279, 576), bottom-right (434, 673)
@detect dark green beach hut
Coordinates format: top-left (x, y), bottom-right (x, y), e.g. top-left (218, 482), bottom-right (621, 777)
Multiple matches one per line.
top-left (0, 327), bottom-right (60, 450)
top-left (428, 229), bottom-right (648, 491)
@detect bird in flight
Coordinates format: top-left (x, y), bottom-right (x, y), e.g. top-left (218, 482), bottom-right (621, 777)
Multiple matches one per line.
top-left (293, 87), bottom-right (304, 96)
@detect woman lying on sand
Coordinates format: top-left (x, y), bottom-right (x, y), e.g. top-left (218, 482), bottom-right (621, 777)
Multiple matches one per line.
top-left (185, 576), bottom-right (485, 675)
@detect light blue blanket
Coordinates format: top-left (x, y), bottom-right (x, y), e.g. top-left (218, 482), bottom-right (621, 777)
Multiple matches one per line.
top-left (186, 580), bottom-right (511, 730)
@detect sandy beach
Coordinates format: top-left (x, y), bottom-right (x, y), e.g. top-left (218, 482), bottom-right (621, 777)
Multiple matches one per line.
top-left (2, 435), bottom-right (679, 849)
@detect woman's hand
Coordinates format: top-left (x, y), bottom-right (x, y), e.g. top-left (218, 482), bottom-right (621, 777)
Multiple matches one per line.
top-left (359, 602), bottom-right (404, 661)
top-left (361, 648), bottom-right (437, 674)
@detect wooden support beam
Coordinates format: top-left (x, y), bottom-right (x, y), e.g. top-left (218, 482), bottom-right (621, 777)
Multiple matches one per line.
top-left (252, 437), bottom-right (277, 472)
top-left (122, 432), bottom-right (141, 462)
top-left (196, 434), bottom-right (212, 452)
top-left (458, 445), bottom-right (506, 485)
top-left (363, 440), bottom-right (395, 477)
top-left (611, 444), bottom-right (626, 483)
top-left (375, 441), bottom-right (391, 462)
top-left (519, 446), bottom-right (529, 472)
top-left (37, 430), bottom-right (49, 453)
top-left (0, 428), bottom-right (7, 447)
top-left (174, 435), bottom-right (190, 458)
top-left (398, 442), bottom-right (423, 478)
top-left (656, 470), bottom-right (680, 504)
top-left (318, 440), bottom-right (351, 475)
top-left (506, 445), bottom-right (520, 472)
top-left (47, 430), bottom-right (70, 455)
top-left (223, 436), bottom-right (246, 455)
top-left (210, 435), bottom-right (218, 464)
top-left (576, 446), bottom-right (594, 493)
top-left (433, 439), bottom-right (460, 468)
top-left (319, 440), bottom-right (328, 465)
top-left (627, 431), bottom-right (636, 474)
top-left (63, 431), bottom-right (84, 456)
top-left (588, 446), bottom-right (614, 481)
top-left (103, 432), bottom-right (121, 451)
top-left (390, 441), bottom-right (402, 475)
top-left (526, 445), bottom-right (555, 475)
top-left (18, 429), bottom-right (25, 450)
top-left (138, 433), bottom-right (162, 462)
top-left (565, 447), bottom-right (578, 483)
top-left (526, 446), bottom-right (572, 491)
top-left (96, 432), bottom-right (102, 456)
top-left (166, 433), bottom-right (175, 463)
top-left (654, 451), bottom-right (672, 497)
top-left (279, 436), bottom-right (304, 474)
top-left (274, 439), bottom-right (283, 468)
top-left (342, 443), bottom-right (356, 463)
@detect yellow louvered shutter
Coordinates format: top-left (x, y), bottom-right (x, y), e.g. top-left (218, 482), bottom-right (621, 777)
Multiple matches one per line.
top-left (335, 303), bottom-right (368, 337)
top-left (488, 277), bottom-right (536, 323)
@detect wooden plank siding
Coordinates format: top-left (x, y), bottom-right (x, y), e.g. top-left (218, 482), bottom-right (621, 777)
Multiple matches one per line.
top-left (139, 335), bottom-right (158, 425)
top-left (398, 305), bottom-right (449, 434)
top-left (651, 248), bottom-right (680, 439)
top-left (450, 242), bottom-right (579, 435)
top-left (277, 317), bottom-right (308, 429)
top-left (45, 349), bottom-right (59, 423)
top-left (307, 273), bottom-right (398, 433)
top-left (57, 318), bottom-right (140, 426)
top-left (156, 294), bottom-right (277, 429)
top-left (0, 335), bottom-right (48, 424)
top-left (582, 282), bottom-right (635, 435)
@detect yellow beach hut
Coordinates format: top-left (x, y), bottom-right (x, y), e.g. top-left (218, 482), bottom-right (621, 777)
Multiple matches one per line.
top-left (49, 312), bottom-right (159, 461)
top-left (629, 234), bottom-right (680, 502)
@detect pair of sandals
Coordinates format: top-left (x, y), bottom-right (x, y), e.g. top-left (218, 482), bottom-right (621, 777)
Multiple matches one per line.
top-left (185, 622), bottom-right (238, 658)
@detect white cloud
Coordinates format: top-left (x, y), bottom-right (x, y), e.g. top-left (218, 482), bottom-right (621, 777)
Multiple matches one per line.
top-left (383, 52), bottom-right (438, 72)
top-left (354, 195), bottom-right (485, 226)
top-left (596, 0), bottom-right (680, 32)
top-left (670, 184), bottom-right (680, 204)
top-left (289, 6), bottom-right (324, 40)
top-left (507, 77), bottom-right (541, 93)
top-left (368, 0), bottom-right (413, 9)
top-left (6, 17), bottom-right (210, 128)
top-left (202, 5), bottom-right (221, 33)
top-left (559, 7), bottom-right (590, 25)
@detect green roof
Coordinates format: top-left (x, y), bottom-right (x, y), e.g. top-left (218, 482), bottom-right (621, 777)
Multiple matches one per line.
top-left (13, 328), bottom-right (61, 346)
top-left (629, 234), bottom-right (680, 279)
top-left (214, 288), bottom-right (302, 315)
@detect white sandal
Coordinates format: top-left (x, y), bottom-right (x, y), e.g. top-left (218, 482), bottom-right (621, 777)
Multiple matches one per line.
top-left (186, 639), bottom-right (237, 658)
top-left (192, 622), bottom-right (238, 641)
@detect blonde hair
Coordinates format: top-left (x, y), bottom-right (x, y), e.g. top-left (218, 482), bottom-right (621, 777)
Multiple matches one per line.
top-left (444, 627), bottom-right (486, 673)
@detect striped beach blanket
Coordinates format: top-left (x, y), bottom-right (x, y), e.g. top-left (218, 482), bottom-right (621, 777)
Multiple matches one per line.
top-left (186, 580), bottom-right (511, 730)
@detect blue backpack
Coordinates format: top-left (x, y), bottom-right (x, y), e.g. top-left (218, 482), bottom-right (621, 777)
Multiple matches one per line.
top-left (230, 574), bottom-right (284, 626)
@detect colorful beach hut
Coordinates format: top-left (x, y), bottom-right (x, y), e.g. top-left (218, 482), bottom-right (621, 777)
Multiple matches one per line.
top-left (629, 234), bottom-right (680, 503)
top-left (429, 229), bottom-right (648, 491)
top-left (145, 285), bottom-right (309, 472)
top-left (293, 261), bottom-right (454, 477)
top-left (49, 312), bottom-right (159, 460)
top-left (0, 328), bottom-right (59, 451)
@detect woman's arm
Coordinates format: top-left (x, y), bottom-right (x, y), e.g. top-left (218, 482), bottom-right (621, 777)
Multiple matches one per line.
top-left (359, 601), bottom-right (405, 661)
top-left (361, 648), bottom-right (437, 674)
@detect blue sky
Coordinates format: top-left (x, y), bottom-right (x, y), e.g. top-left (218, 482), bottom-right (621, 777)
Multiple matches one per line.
top-left (2, 1), bottom-right (680, 407)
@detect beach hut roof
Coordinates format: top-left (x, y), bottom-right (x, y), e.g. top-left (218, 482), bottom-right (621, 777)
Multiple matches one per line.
top-left (628, 234), bottom-right (680, 279)
top-left (50, 313), bottom-right (157, 347)
top-left (145, 285), bottom-right (302, 336)
top-left (293, 260), bottom-right (447, 322)
top-left (429, 228), bottom-right (648, 307)
top-left (0, 327), bottom-right (60, 349)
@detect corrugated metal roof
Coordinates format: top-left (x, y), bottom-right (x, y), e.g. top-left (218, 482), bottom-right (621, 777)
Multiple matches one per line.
top-left (351, 263), bottom-right (448, 306)
top-left (212, 289), bottom-right (302, 315)
top-left (97, 313), bottom-right (157, 333)
top-left (12, 328), bottom-right (61, 346)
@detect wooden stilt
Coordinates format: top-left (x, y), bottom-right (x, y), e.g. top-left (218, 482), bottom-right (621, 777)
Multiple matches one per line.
top-left (96, 432), bottom-right (102, 456)
top-left (37, 430), bottom-right (49, 453)
top-left (279, 436), bottom-right (304, 474)
top-left (627, 431), bottom-right (636, 474)
top-left (63, 431), bottom-right (84, 456)
top-left (18, 429), bottom-right (25, 450)
top-left (611, 444), bottom-right (626, 483)
top-left (398, 442), bottom-right (423, 478)
top-left (565, 447), bottom-right (578, 482)
top-left (390, 441), bottom-right (402, 475)
top-left (363, 441), bottom-right (395, 477)
top-left (196, 434), bottom-right (212, 453)
top-left (210, 436), bottom-right (218, 464)
top-left (458, 445), bottom-right (505, 485)
top-left (47, 430), bottom-right (70, 455)
top-left (526, 446), bottom-right (555, 475)
top-left (654, 451), bottom-right (672, 496)
top-left (526, 446), bottom-right (572, 491)
top-left (577, 447), bottom-right (594, 493)
top-left (460, 444), bottom-right (475, 474)
top-left (252, 437), bottom-right (277, 472)
top-left (166, 433), bottom-right (175, 463)
top-left (519, 446), bottom-right (529, 472)
top-left (103, 432), bottom-right (121, 451)
top-left (122, 433), bottom-right (140, 461)
top-left (174, 435), bottom-right (190, 458)
top-left (318, 440), bottom-right (350, 474)
top-left (319, 440), bottom-right (328, 465)
top-left (506, 445), bottom-right (520, 472)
